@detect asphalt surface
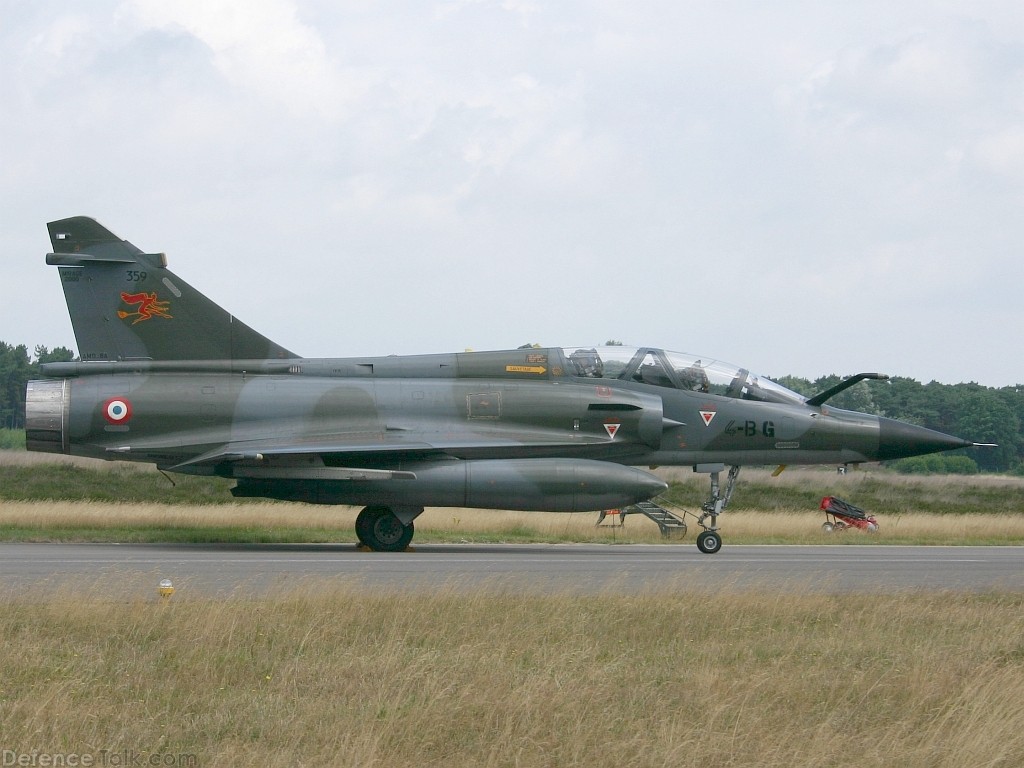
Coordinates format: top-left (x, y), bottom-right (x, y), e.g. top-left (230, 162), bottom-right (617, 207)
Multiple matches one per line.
top-left (0, 543), bottom-right (1022, 597)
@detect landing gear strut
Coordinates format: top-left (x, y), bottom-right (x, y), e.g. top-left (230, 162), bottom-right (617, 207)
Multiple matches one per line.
top-left (695, 465), bottom-right (740, 554)
top-left (355, 505), bottom-right (421, 551)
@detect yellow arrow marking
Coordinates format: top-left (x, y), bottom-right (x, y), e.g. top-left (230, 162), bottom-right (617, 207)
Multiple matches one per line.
top-left (506, 365), bottom-right (547, 374)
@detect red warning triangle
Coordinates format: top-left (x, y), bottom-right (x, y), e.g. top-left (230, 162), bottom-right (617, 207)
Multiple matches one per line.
top-left (604, 423), bottom-right (620, 438)
top-left (699, 410), bottom-right (716, 427)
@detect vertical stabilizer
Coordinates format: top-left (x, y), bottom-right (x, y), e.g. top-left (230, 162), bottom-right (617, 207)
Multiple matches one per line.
top-left (46, 216), bottom-right (296, 362)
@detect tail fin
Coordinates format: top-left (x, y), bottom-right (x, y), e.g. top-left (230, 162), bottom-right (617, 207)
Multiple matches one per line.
top-left (46, 216), bottom-right (296, 361)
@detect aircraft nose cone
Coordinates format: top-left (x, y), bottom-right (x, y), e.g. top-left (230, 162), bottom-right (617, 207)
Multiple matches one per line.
top-left (876, 417), bottom-right (972, 461)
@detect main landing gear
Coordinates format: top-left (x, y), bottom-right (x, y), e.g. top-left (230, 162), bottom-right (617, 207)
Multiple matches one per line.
top-left (355, 505), bottom-right (423, 551)
top-left (694, 464), bottom-right (740, 555)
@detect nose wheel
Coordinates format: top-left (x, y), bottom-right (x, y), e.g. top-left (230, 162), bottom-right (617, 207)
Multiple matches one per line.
top-left (696, 530), bottom-right (722, 554)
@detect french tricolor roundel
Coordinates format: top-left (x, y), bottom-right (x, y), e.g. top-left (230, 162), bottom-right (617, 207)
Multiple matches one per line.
top-left (103, 397), bottom-right (133, 424)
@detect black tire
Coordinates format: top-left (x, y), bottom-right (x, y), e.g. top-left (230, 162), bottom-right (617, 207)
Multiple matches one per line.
top-left (354, 505), bottom-right (382, 546)
top-left (696, 530), bottom-right (722, 554)
top-left (356, 506), bottom-right (414, 551)
top-left (822, 522), bottom-right (834, 533)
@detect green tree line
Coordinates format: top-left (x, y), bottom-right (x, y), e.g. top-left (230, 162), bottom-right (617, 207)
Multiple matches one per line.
top-left (2, 340), bottom-right (1021, 472)
top-left (776, 375), bottom-right (1022, 474)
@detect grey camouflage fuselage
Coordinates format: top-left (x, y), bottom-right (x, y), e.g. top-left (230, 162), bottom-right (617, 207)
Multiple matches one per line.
top-left (25, 217), bottom-right (972, 552)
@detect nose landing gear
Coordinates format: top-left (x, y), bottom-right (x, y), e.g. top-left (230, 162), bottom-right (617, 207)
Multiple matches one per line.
top-left (694, 464), bottom-right (740, 554)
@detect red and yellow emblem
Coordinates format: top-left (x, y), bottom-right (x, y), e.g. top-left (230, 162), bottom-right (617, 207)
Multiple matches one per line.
top-left (117, 292), bottom-right (172, 325)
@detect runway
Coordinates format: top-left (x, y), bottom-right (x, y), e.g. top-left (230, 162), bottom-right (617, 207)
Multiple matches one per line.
top-left (1, 543), bottom-right (1022, 596)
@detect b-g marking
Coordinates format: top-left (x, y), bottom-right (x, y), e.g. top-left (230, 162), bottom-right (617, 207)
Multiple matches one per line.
top-left (724, 420), bottom-right (776, 438)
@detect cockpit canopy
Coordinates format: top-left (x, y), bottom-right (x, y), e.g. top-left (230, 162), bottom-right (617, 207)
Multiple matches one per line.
top-left (562, 346), bottom-right (806, 405)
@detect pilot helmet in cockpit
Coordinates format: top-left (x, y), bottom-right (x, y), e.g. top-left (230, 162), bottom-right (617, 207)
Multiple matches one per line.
top-left (678, 361), bottom-right (710, 392)
top-left (569, 348), bottom-right (604, 377)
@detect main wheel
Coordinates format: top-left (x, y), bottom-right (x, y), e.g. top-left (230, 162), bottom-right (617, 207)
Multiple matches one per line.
top-left (355, 506), bottom-right (414, 552)
top-left (822, 522), bottom-right (835, 533)
top-left (696, 530), bottom-right (722, 554)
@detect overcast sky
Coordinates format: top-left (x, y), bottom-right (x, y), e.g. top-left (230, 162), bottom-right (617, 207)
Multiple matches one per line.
top-left (2, 1), bottom-right (1022, 386)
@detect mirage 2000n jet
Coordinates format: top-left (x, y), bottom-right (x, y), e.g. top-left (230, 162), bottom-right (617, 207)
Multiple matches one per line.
top-left (25, 217), bottom-right (976, 553)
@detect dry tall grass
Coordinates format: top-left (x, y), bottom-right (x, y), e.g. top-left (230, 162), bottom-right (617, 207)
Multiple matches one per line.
top-left (7, 450), bottom-right (1023, 492)
top-left (0, 450), bottom-right (117, 468)
top-left (3, 450), bottom-right (1022, 543)
top-left (2, 500), bottom-right (1023, 545)
top-left (1, 583), bottom-right (1022, 767)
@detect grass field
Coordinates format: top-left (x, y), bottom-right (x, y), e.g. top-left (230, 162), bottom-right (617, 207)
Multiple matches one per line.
top-left (2, 450), bottom-right (1023, 544)
top-left (2, 500), bottom-right (1024, 545)
top-left (4, 451), bottom-right (1024, 514)
top-left (1, 583), bottom-right (1022, 767)
top-left (4, 454), bottom-right (1023, 766)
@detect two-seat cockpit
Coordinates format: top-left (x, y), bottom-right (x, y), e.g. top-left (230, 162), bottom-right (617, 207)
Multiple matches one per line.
top-left (563, 346), bottom-right (805, 405)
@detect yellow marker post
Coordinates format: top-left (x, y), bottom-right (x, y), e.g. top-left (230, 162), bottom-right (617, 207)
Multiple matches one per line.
top-left (158, 578), bottom-right (175, 598)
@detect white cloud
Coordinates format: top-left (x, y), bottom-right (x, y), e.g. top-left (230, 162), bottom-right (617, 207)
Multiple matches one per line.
top-left (127, 0), bottom-right (367, 119)
top-left (25, 13), bottom-right (94, 61)
top-left (2, 1), bottom-right (1024, 384)
top-left (975, 127), bottom-right (1024, 178)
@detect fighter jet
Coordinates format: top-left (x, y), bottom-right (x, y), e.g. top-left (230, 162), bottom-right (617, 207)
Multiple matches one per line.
top-left (25, 217), bottom-right (975, 553)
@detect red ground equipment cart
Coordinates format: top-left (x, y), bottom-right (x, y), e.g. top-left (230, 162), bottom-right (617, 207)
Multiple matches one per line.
top-left (820, 496), bottom-right (879, 533)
